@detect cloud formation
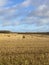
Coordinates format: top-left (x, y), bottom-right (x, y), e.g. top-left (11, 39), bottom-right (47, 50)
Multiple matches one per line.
top-left (0, 0), bottom-right (49, 32)
top-left (0, 0), bottom-right (8, 6)
top-left (23, 1), bottom-right (49, 26)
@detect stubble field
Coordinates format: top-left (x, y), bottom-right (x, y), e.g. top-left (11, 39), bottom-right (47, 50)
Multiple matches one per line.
top-left (0, 33), bottom-right (49, 65)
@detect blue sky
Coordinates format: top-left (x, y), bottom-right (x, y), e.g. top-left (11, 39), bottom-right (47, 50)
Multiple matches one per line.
top-left (0, 0), bottom-right (49, 32)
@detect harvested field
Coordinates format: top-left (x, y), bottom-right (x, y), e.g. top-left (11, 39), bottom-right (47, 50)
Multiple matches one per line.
top-left (0, 33), bottom-right (49, 65)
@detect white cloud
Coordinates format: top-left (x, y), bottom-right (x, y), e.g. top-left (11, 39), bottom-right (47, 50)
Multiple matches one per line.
top-left (24, 3), bottom-right (49, 26)
top-left (0, 0), bottom-right (49, 28)
top-left (2, 19), bottom-right (21, 26)
top-left (36, 4), bottom-right (49, 17)
top-left (0, 0), bottom-right (8, 7)
top-left (38, 5), bottom-right (46, 11)
top-left (21, 0), bottom-right (32, 7)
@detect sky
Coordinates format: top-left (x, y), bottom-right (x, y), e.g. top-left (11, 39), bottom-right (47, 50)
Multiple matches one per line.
top-left (0, 0), bottom-right (49, 32)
